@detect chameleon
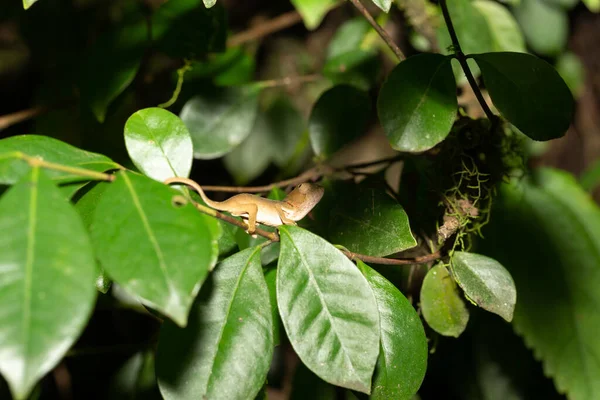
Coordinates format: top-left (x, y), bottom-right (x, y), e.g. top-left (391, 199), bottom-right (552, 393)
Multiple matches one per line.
top-left (164, 177), bottom-right (324, 234)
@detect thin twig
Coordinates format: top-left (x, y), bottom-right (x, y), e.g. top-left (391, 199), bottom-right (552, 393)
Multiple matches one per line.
top-left (348, 0), bottom-right (405, 61)
top-left (227, 10), bottom-right (304, 48)
top-left (342, 249), bottom-right (442, 265)
top-left (254, 74), bottom-right (322, 89)
top-left (439, 0), bottom-right (496, 122)
top-left (0, 106), bottom-right (48, 131)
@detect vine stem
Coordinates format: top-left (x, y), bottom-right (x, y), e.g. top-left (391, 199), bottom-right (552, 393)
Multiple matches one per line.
top-left (348, 0), bottom-right (405, 61)
top-left (439, 0), bottom-right (496, 122)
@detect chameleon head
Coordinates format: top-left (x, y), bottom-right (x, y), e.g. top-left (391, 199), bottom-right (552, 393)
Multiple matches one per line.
top-left (283, 182), bottom-right (325, 220)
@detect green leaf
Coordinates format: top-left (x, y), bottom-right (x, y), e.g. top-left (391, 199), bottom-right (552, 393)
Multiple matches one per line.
top-left (203, 0), bottom-right (217, 7)
top-left (156, 247), bottom-right (273, 400)
top-left (357, 261), bottom-right (427, 400)
top-left (327, 185), bottom-right (417, 257)
top-left (472, 52), bottom-right (574, 141)
top-left (223, 112), bottom-right (272, 185)
top-left (451, 252), bottom-right (516, 322)
top-left (420, 264), bottom-right (469, 337)
top-left (79, 20), bottom-right (147, 122)
top-left (480, 168), bottom-right (600, 400)
top-left (326, 18), bottom-right (371, 60)
top-left (0, 168), bottom-right (96, 400)
top-left (22, 0), bottom-right (38, 9)
top-left (264, 266), bottom-right (281, 347)
top-left (277, 226), bottom-right (380, 393)
top-left (265, 98), bottom-right (306, 167)
top-left (323, 50), bottom-right (381, 91)
top-left (437, 0), bottom-right (495, 55)
top-left (0, 135), bottom-right (118, 186)
top-left (107, 351), bottom-right (160, 400)
top-left (371, 0), bottom-right (392, 12)
top-left (512, 0), bottom-right (568, 56)
top-left (124, 108), bottom-right (193, 182)
top-left (90, 171), bottom-right (218, 326)
top-left (555, 52), bottom-right (585, 98)
top-left (377, 54), bottom-right (457, 152)
top-left (580, 158), bottom-right (600, 192)
top-left (152, 0), bottom-right (226, 59)
top-left (582, 0), bottom-right (600, 12)
top-left (473, 1), bottom-right (526, 53)
top-left (309, 85), bottom-right (371, 159)
top-left (180, 86), bottom-right (260, 159)
top-left (290, 362), bottom-right (337, 400)
top-left (290, 0), bottom-right (338, 30)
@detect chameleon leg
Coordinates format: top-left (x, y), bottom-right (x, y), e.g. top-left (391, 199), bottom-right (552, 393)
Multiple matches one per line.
top-left (277, 204), bottom-right (296, 225)
top-left (245, 203), bottom-right (258, 234)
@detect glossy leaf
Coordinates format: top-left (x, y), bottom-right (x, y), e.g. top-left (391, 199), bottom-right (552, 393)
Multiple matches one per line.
top-left (180, 86), bottom-right (260, 159)
top-left (124, 108), bottom-right (193, 182)
top-left (371, 0), bottom-right (392, 12)
top-left (473, 52), bottom-right (574, 141)
top-left (473, 1), bottom-right (526, 53)
top-left (0, 135), bottom-right (118, 186)
top-left (420, 264), bottom-right (469, 337)
top-left (437, 0), bottom-right (494, 55)
top-left (277, 226), bottom-right (380, 393)
top-left (309, 85), bottom-right (370, 159)
top-left (90, 171), bottom-right (218, 326)
top-left (78, 20), bottom-right (147, 122)
top-left (377, 54), bottom-right (457, 152)
top-left (157, 247), bottom-right (273, 400)
top-left (513, 0), bottom-right (567, 56)
top-left (480, 168), bottom-right (600, 400)
top-left (290, 0), bottom-right (338, 29)
top-left (264, 266), bottom-right (281, 346)
top-left (357, 261), bottom-right (427, 400)
top-left (0, 168), bottom-right (96, 400)
top-left (328, 185), bottom-right (417, 257)
top-left (451, 252), bottom-right (516, 322)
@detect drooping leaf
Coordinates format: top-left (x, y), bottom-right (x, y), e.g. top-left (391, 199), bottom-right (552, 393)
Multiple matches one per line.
top-left (157, 247), bottom-right (273, 400)
top-left (124, 108), bottom-right (194, 182)
top-left (472, 52), bottom-right (574, 141)
top-left (78, 19), bottom-right (147, 122)
top-left (377, 54), bottom-right (457, 152)
top-left (420, 263), bottom-right (470, 337)
top-left (473, 1), bottom-right (526, 53)
top-left (480, 168), bottom-right (600, 400)
top-left (357, 261), bottom-right (427, 400)
top-left (152, 0), bottom-right (226, 59)
top-left (0, 168), bottom-right (96, 400)
top-left (309, 85), bottom-right (371, 159)
top-left (512, 0), bottom-right (568, 56)
top-left (264, 266), bottom-right (281, 346)
top-left (107, 351), bottom-right (160, 400)
top-left (180, 86), bottom-right (260, 159)
top-left (290, 362), bottom-right (337, 400)
top-left (327, 184), bottom-right (417, 257)
top-left (451, 252), bottom-right (516, 322)
top-left (90, 171), bottom-right (219, 326)
top-left (277, 226), bottom-right (380, 393)
top-left (371, 0), bottom-right (392, 13)
top-left (290, 0), bottom-right (338, 30)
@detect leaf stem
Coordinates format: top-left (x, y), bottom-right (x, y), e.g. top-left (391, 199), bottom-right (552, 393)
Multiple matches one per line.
top-left (22, 154), bottom-right (115, 182)
top-left (439, 0), bottom-right (496, 122)
top-left (349, 0), bottom-right (405, 61)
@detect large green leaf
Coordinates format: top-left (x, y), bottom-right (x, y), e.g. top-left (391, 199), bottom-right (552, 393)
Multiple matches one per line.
top-left (0, 168), bottom-right (96, 400)
top-left (309, 85), bottom-right (371, 159)
top-left (290, 0), bottom-right (338, 29)
top-left (377, 54), bottom-right (457, 152)
top-left (277, 226), bottom-right (380, 393)
top-left (451, 252), bottom-right (516, 322)
top-left (472, 52), bottom-right (574, 141)
top-left (480, 168), bottom-right (600, 400)
top-left (327, 185), bottom-right (417, 257)
top-left (90, 171), bottom-right (218, 326)
top-left (180, 86), bottom-right (260, 159)
top-left (357, 261), bottom-right (427, 400)
top-left (512, 0), bottom-right (567, 56)
top-left (420, 264), bottom-right (469, 337)
top-left (473, 1), bottom-right (525, 53)
top-left (157, 247), bottom-right (273, 400)
top-left (124, 108), bottom-right (193, 182)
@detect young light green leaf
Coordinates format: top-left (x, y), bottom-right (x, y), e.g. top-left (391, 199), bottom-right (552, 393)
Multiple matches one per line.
top-left (480, 168), bottom-right (600, 400)
top-left (0, 135), bottom-right (118, 186)
top-left (180, 86), bottom-right (260, 159)
top-left (0, 168), bottom-right (96, 400)
top-left (79, 20), bottom-right (147, 122)
top-left (371, 0), bottom-right (392, 12)
top-left (357, 261), bottom-right (427, 400)
top-left (377, 54), bottom-right (457, 152)
top-left (327, 185), bottom-right (417, 257)
top-left (451, 252), bottom-right (516, 322)
top-left (472, 52), bottom-right (574, 141)
top-left (157, 247), bottom-right (273, 400)
top-left (90, 171), bottom-right (219, 326)
top-left (309, 85), bottom-right (370, 159)
top-left (582, 0), bottom-right (600, 11)
top-left (512, 0), bottom-right (567, 56)
top-left (420, 264), bottom-right (469, 337)
top-left (22, 0), bottom-right (38, 9)
top-left (277, 226), bottom-right (380, 393)
top-left (290, 0), bottom-right (338, 30)
top-left (473, 1), bottom-right (526, 53)
top-left (124, 108), bottom-right (193, 182)
top-left (203, 0), bottom-right (217, 8)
